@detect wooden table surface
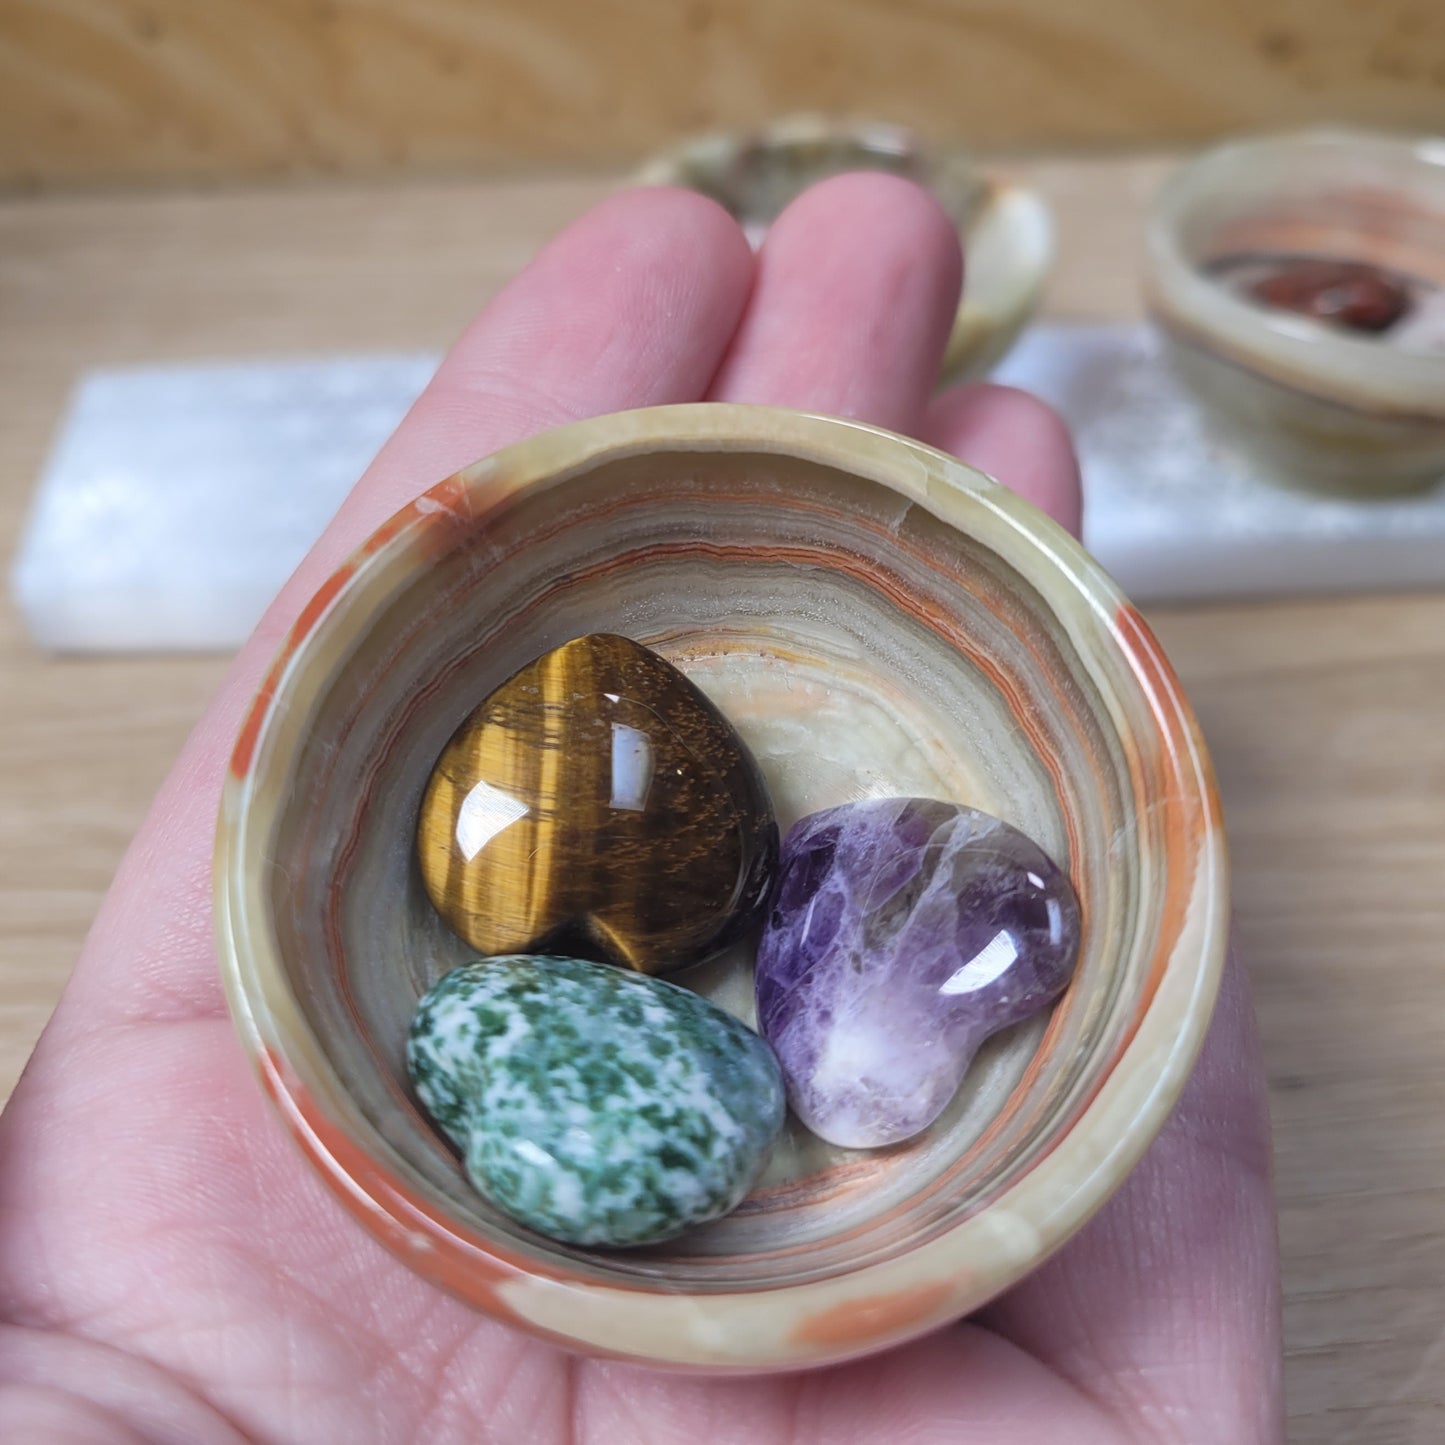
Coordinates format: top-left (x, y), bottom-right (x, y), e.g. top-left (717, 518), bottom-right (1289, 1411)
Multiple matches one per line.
top-left (2, 157), bottom-right (1442, 1442)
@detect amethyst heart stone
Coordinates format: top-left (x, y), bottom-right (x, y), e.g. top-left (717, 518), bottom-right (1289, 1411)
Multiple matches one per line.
top-left (754, 797), bottom-right (1082, 1148)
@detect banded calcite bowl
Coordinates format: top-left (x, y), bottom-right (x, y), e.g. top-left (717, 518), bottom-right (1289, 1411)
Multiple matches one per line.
top-left (216, 405), bottom-right (1227, 1372)
top-left (636, 115), bottom-right (1054, 386)
top-left (1146, 129), bottom-right (1445, 496)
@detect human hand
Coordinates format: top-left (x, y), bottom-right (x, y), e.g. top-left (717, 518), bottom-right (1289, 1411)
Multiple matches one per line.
top-left (0, 175), bottom-right (1282, 1443)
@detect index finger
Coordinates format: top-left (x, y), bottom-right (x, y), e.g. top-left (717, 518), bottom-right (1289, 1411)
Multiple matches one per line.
top-left (65, 187), bottom-right (754, 1029)
top-left (260, 187), bottom-right (756, 651)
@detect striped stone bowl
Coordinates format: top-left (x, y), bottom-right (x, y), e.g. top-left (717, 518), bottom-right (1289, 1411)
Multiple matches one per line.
top-left (1146, 129), bottom-right (1445, 496)
top-left (635, 115), bottom-right (1054, 387)
top-left (215, 405), bottom-right (1227, 1371)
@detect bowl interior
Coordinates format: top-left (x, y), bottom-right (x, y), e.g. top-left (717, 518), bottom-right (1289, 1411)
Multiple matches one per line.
top-left (1147, 131), bottom-right (1445, 408)
top-left (1166, 131), bottom-right (1445, 292)
top-left (220, 407), bottom-right (1223, 1365)
top-left (640, 118), bottom-right (989, 245)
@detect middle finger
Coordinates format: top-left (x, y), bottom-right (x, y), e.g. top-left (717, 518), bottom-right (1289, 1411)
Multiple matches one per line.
top-left (707, 172), bottom-right (963, 433)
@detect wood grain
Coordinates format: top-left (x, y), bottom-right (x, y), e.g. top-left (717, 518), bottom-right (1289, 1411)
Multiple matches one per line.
top-left (3, 0), bottom-right (1445, 191)
top-left (1, 157), bottom-right (1443, 1440)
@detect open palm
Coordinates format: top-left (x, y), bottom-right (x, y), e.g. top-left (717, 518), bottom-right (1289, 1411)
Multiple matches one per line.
top-left (0, 175), bottom-right (1282, 1444)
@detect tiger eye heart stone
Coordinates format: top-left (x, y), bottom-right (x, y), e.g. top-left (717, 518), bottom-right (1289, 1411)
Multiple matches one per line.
top-left (416, 634), bottom-right (778, 974)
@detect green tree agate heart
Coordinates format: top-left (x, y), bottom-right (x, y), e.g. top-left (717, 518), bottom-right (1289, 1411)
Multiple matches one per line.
top-left (407, 956), bottom-right (785, 1247)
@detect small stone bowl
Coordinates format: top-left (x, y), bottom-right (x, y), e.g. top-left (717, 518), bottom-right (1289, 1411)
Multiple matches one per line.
top-left (635, 115), bottom-right (1054, 385)
top-left (216, 405), bottom-right (1227, 1372)
top-left (1145, 129), bottom-right (1445, 496)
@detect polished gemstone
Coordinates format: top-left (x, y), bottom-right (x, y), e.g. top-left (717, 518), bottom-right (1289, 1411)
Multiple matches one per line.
top-left (1245, 257), bottom-right (1412, 333)
top-left (416, 633), bottom-right (778, 974)
top-left (1208, 252), bottom-right (1416, 334)
top-left (755, 797), bottom-right (1081, 1148)
top-left (407, 955), bottom-right (786, 1247)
